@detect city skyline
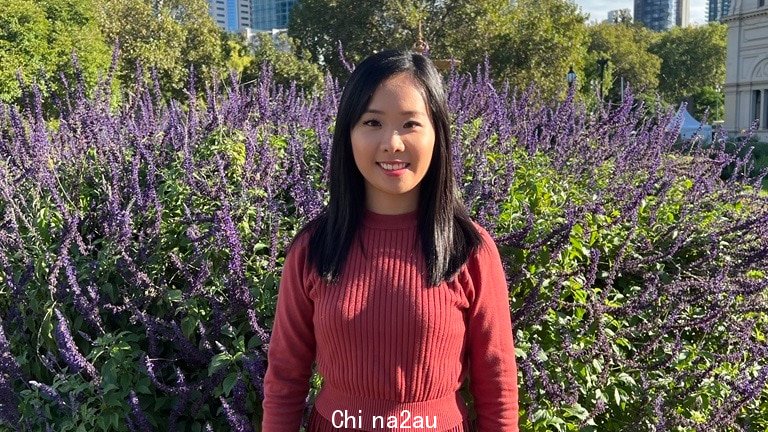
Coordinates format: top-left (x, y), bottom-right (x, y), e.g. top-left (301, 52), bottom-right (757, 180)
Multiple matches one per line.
top-left (574, 0), bottom-right (708, 24)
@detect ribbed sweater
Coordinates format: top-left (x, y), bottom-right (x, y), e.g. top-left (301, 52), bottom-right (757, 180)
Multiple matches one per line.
top-left (262, 210), bottom-right (519, 431)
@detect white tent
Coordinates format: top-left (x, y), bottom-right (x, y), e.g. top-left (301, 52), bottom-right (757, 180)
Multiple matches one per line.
top-left (673, 106), bottom-right (713, 144)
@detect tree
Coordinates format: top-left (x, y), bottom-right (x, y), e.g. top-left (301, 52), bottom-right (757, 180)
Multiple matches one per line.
top-left (690, 85), bottom-right (724, 121)
top-left (96, 0), bottom-right (223, 97)
top-left (243, 33), bottom-right (324, 94)
top-left (288, 0), bottom-right (515, 79)
top-left (584, 22), bottom-right (661, 103)
top-left (289, 0), bottom-right (588, 99)
top-left (649, 23), bottom-right (727, 106)
top-left (220, 32), bottom-right (255, 76)
top-left (0, 0), bottom-right (111, 103)
top-left (490, 0), bottom-right (589, 100)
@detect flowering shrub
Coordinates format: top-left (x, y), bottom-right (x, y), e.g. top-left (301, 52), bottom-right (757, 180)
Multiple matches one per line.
top-left (0, 59), bottom-right (767, 431)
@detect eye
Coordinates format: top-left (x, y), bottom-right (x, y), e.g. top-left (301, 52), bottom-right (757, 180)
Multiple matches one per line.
top-left (361, 119), bottom-right (381, 127)
top-left (403, 121), bottom-right (421, 129)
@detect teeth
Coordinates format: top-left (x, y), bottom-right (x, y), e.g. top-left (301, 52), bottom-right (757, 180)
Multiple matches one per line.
top-left (380, 162), bottom-right (408, 170)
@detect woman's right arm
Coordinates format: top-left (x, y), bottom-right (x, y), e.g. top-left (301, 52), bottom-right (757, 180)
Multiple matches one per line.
top-left (262, 235), bottom-right (316, 431)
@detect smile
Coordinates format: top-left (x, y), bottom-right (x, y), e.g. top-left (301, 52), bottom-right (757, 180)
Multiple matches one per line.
top-left (378, 162), bottom-right (409, 171)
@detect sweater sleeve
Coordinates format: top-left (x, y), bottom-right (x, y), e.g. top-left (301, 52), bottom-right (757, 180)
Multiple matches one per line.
top-left (465, 226), bottom-right (519, 431)
top-left (262, 234), bottom-right (316, 432)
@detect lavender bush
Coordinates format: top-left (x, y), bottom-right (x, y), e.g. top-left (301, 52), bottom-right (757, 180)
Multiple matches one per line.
top-left (0, 56), bottom-right (767, 431)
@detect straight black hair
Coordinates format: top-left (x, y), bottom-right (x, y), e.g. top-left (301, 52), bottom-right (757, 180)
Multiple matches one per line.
top-left (297, 49), bottom-right (482, 286)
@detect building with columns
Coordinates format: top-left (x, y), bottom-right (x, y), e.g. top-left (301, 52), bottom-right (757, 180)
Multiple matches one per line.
top-left (723, 0), bottom-right (768, 140)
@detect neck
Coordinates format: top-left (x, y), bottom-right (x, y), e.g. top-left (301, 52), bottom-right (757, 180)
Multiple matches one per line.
top-left (364, 188), bottom-right (420, 215)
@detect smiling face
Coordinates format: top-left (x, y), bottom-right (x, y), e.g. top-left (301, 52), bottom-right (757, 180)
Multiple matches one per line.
top-left (350, 73), bottom-right (436, 215)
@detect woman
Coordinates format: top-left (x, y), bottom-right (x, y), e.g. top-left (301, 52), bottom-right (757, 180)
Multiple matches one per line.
top-left (262, 50), bottom-right (519, 431)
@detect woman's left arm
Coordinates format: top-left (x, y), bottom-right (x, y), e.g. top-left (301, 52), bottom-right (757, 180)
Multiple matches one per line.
top-left (465, 227), bottom-right (520, 431)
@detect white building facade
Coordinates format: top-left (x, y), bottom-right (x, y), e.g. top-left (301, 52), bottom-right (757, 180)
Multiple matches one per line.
top-left (606, 9), bottom-right (632, 23)
top-left (723, 0), bottom-right (768, 140)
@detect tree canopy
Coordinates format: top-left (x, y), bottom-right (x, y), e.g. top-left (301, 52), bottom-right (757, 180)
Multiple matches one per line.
top-left (288, 0), bottom-right (516, 78)
top-left (491, 0), bottom-right (589, 99)
top-left (0, 0), bottom-right (110, 102)
top-left (650, 23), bottom-right (727, 118)
top-left (96, 0), bottom-right (224, 97)
top-left (289, 0), bottom-right (588, 100)
top-left (584, 22), bottom-right (661, 102)
top-left (0, 0), bottom-right (729, 117)
top-left (244, 33), bottom-right (325, 94)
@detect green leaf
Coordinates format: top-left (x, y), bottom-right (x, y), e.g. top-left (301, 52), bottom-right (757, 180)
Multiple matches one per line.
top-left (167, 289), bottom-right (182, 302)
top-left (181, 316), bottom-right (198, 339)
top-left (222, 372), bottom-right (239, 396)
top-left (208, 352), bottom-right (232, 376)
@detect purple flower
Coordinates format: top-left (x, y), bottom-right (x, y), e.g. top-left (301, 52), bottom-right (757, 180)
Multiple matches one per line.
top-left (29, 381), bottom-right (67, 409)
top-left (0, 375), bottom-right (19, 425)
top-left (127, 390), bottom-right (154, 432)
top-left (0, 318), bottom-right (21, 380)
top-left (219, 397), bottom-right (254, 432)
top-left (53, 309), bottom-right (99, 383)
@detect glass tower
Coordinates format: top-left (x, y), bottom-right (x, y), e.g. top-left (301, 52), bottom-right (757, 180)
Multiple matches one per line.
top-left (707, 0), bottom-right (732, 21)
top-left (634, 0), bottom-right (689, 30)
top-left (251, 0), bottom-right (298, 30)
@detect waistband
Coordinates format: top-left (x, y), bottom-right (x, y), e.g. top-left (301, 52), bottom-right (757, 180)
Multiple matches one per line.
top-left (313, 387), bottom-right (468, 431)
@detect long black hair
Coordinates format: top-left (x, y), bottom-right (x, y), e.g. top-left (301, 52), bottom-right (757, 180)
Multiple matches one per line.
top-left (298, 49), bottom-right (482, 286)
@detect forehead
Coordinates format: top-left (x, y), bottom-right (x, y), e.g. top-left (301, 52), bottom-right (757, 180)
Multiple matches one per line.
top-left (366, 73), bottom-right (429, 113)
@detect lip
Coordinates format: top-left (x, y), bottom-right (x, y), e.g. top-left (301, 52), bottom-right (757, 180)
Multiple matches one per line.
top-left (377, 162), bottom-right (410, 176)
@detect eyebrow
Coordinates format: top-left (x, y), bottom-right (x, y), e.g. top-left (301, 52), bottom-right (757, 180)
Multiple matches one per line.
top-left (364, 109), bottom-right (426, 116)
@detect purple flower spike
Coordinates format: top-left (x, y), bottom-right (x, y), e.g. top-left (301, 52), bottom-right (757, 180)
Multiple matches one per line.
top-left (0, 375), bottom-right (19, 425)
top-left (219, 397), bottom-right (254, 432)
top-left (128, 390), bottom-right (154, 432)
top-left (29, 381), bottom-right (67, 409)
top-left (53, 309), bottom-right (99, 383)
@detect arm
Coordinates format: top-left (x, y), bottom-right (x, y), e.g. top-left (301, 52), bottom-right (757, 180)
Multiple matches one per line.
top-left (262, 235), bottom-right (316, 431)
top-left (465, 227), bottom-right (519, 431)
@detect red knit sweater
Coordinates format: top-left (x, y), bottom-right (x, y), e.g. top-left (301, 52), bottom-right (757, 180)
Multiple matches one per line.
top-left (262, 210), bottom-right (519, 431)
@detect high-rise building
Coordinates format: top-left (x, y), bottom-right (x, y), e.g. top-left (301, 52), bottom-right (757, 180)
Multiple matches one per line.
top-left (251, 0), bottom-right (298, 31)
top-left (208, 0), bottom-right (252, 32)
top-left (634, 0), bottom-right (689, 31)
top-left (708, 0), bottom-right (731, 21)
top-left (606, 9), bottom-right (632, 23)
top-left (676, 0), bottom-right (690, 26)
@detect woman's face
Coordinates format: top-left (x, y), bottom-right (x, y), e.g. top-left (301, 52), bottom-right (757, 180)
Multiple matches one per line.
top-left (350, 72), bottom-right (436, 215)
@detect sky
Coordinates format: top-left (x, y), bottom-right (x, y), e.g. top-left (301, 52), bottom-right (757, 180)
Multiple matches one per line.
top-left (573, 0), bottom-right (709, 25)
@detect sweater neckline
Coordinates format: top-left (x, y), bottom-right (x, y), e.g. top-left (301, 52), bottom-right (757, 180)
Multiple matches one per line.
top-left (362, 209), bottom-right (418, 229)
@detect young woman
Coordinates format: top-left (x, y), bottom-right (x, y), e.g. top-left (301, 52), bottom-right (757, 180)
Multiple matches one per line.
top-left (262, 50), bottom-right (519, 431)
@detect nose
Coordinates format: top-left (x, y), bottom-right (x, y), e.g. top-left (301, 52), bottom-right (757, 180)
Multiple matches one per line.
top-left (382, 128), bottom-right (405, 153)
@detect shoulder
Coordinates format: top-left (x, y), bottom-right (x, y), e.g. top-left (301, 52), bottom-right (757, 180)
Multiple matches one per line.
top-left (469, 221), bottom-right (501, 261)
top-left (457, 221), bottom-right (508, 305)
top-left (278, 229), bottom-right (320, 297)
top-left (454, 220), bottom-right (503, 283)
top-left (285, 216), bottom-right (324, 258)
top-left (282, 228), bottom-right (315, 276)
top-left (287, 229), bottom-right (312, 254)
top-left (286, 227), bottom-right (318, 273)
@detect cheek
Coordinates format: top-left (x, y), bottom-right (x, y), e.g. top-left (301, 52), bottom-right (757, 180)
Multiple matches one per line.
top-left (350, 133), bottom-right (371, 171)
top-left (419, 138), bottom-right (436, 171)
